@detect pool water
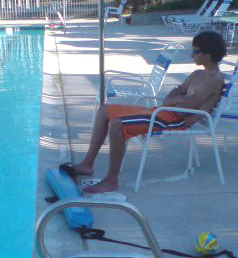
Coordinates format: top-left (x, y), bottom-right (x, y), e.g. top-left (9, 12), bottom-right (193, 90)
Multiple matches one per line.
top-left (0, 27), bottom-right (44, 257)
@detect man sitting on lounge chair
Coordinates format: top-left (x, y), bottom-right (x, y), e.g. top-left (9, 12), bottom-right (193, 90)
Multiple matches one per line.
top-left (67, 31), bottom-right (227, 193)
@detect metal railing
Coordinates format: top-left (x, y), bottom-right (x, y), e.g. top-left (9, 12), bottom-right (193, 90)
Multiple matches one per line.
top-left (35, 198), bottom-right (164, 258)
top-left (0, 0), bottom-right (113, 19)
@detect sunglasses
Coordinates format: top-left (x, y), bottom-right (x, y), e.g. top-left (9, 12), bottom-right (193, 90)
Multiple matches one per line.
top-left (192, 48), bottom-right (201, 56)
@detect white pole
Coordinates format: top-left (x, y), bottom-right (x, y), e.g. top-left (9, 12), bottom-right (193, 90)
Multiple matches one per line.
top-left (99, 0), bottom-right (105, 105)
top-left (63, 0), bottom-right (66, 20)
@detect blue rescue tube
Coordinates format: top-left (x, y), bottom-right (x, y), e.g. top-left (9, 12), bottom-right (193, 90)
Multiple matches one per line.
top-left (46, 168), bottom-right (93, 229)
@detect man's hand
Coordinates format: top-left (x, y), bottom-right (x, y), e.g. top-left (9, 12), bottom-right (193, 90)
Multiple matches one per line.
top-left (167, 85), bottom-right (186, 97)
top-left (163, 95), bottom-right (184, 106)
top-left (163, 85), bottom-right (186, 106)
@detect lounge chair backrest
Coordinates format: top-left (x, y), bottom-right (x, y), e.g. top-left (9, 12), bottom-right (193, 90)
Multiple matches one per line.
top-left (213, 0), bottom-right (233, 16)
top-left (118, 0), bottom-right (128, 13)
top-left (198, 0), bottom-right (210, 15)
top-left (56, 11), bottom-right (65, 25)
top-left (212, 82), bottom-right (233, 127)
top-left (211, 63), bottom-right (238, 126)
top-left (149, 45), bottom-right (181, 96)
top-left (203, 0), bottom-right (220, 17)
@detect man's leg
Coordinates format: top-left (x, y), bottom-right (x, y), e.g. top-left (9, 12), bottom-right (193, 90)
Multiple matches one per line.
top-left (84, 117), bottom-right (126, 193)
top-left (74, 105), bottom-right (110, 175)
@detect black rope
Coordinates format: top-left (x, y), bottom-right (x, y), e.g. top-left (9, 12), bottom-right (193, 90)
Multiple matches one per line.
top-left (75, 227), bottom-right (236, 258)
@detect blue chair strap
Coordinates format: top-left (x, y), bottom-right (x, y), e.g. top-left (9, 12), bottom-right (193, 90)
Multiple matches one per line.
top-left (233, 65), bottom-right (238, 76)
top-left (155, 54), bottom-right (171, 70)
top-left (222, 82), bottom-right (233, 97)
top-left (224, 0), bottom-right (232, 4)
top-left (221, 113), bottom-right (238, 120)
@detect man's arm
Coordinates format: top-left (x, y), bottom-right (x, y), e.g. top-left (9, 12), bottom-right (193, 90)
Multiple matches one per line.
top-left (175, 77), bottom-right (223, 110)
top-left (163, 72), bottom-right (194, 106)
top-left (164, 71), bottom-right (223, 109)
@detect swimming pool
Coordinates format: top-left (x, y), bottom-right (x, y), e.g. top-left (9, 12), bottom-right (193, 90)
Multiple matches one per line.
top-left (0, 27), bottom-right (44, 257)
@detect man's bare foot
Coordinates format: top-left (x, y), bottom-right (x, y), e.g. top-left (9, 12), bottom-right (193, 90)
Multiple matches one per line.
top-left (83, 179), bottom-right (119, 193)
top-left (74, 164), bottom-right (94, 176)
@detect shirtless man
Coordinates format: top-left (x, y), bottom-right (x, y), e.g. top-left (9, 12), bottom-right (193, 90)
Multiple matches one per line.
top-left (70, 31), bottom-right (227, 193)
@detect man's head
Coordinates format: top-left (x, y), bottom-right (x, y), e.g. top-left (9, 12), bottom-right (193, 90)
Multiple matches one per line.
top-left (192, 31), bottom-right (226, 63)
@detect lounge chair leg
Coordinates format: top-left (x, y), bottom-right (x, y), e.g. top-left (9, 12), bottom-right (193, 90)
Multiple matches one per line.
top-left (135, 136), bottom-right (151, 193)
top-left (187, 136), bottom-right (195, 175)
top-left (193, 138), bottom-right (200, 168)
top-left (223, 133), bottom-right (229, 153)
top-left (211, 131), bottom-right (225, 185)
top-left (91, 99), bottom-right (99, 129)
top-left (120, 141), bottom-right (128, 171)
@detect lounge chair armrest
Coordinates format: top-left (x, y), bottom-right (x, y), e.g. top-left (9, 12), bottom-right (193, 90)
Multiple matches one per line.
top-left (106, 7), bottom-right (118, 11)
top-left (143, 107), bottom-right (214, 137)
top-left (223, 10), bottom-right (238, 15)
top-left (104, 70), bottom-right (144, 81)
top-left (105, 77), bottom-right (154, 95)
top-left (152, 106), bottom-right (212, 120)
top-left (135, 96), bottom-right (165, 105)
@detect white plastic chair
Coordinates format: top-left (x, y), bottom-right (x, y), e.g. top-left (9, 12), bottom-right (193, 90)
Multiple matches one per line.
top-left (218, 60), bottom-right (238, 151)
top-left (104, 0), bottom-right (128, 25)
top-left (131, 74), bottom-right (236, 192)
top-left (171, 0), bottom-right (232, 34)
top-left (91, 45), bottom-right (181, 127)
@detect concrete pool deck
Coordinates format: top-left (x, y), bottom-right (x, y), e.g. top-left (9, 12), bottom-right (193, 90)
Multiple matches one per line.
top-left (33, 19), bottom-right (238, 257)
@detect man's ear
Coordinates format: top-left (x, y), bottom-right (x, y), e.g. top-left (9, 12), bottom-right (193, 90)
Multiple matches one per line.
top-left (204, 52), bottom-right (212, 61)
top-left (206, 52), bottom-right (212, 58)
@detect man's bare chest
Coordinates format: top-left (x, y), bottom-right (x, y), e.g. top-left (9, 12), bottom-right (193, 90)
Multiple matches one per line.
top-left (186, 75), bottom-right (206, 96)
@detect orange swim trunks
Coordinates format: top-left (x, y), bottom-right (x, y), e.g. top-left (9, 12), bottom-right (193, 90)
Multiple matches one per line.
top-left (107, 104), bottom-right (185, 141)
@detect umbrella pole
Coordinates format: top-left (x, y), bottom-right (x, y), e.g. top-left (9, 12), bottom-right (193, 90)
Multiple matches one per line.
top-left (99, 0), bottom-right (105, 106)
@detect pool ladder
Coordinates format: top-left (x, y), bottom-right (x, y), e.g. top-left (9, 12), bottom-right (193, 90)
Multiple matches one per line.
top-left (35, 198), bottom-right (164, 258)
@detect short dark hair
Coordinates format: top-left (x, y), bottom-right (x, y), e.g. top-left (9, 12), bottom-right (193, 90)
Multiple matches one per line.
top-left (192, 31), bottom-right (227, 63)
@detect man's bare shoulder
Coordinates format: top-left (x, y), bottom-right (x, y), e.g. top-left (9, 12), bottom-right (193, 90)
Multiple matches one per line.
top-left (193, 69), bottom-right (224, 87)
top-left (187, 69), bottom-right (205, 81)
top-left (205, 71), bottom-right (224, 88)
top-left (191, 69), bottom-right (204, 76)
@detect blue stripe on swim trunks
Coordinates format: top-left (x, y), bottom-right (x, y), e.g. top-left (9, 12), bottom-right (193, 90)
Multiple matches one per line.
top-left (120, 114), bottom-right (185, 129)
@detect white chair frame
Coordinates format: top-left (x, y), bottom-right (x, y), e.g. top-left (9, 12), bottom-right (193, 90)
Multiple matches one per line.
top-left (132, 105), bottom-right (224, 193)
top-left (162, 0), bottom-right (210, 27)
top-left (91, 45), bottom-right (181, 128)
top-left (171, 0), bottom-right (233, 34)
top-left (219, 60), bottom-right (238, 151)
top-left (104, 0), bottom-right (128, 25)
top-left (45, 11), bottom-right (66, 32)
top-left (163, 0), bottom-right (218, 27)
top-left (131, 76), bottom-right (236, 192)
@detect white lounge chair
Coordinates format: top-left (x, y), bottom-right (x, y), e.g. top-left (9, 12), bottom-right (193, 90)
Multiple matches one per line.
top-left (162, 0), bottom-right (214, 27)
top-left (104, 0), bottom-right (128, 25)
top-left (91, 45), bottom-right (181, 128)
top-left (171, 0), bottom-right (233, 34)
top-left (130, 68), bottom-right (238, 192)
top-left (46, 11), bottom-right (66, 31)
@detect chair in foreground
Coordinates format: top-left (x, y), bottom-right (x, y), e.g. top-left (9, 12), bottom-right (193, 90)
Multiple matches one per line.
top-left (131, 71), bottom-right (237, 192)
top-left (104, 0), bottom-right (128, 25)
top-left (91, 45), bottom-right (181, 127)
top-left (170, 0), bottom-right (233, 34)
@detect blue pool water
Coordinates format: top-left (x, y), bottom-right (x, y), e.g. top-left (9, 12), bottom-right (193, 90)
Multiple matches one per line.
top-left (0, 27), bottom-right (44, 257)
